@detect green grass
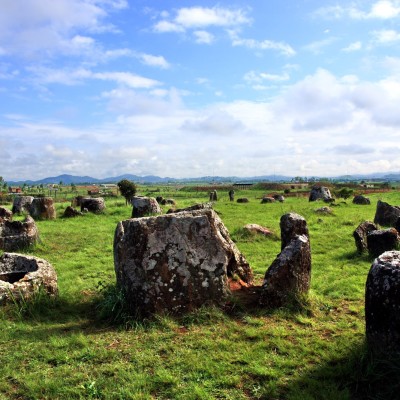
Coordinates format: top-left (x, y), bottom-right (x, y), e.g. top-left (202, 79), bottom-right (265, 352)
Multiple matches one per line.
top-left (0, 189), bottom-right (400, 399)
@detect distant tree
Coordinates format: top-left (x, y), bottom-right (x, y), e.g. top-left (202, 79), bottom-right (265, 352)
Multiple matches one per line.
top-left (0, 177), bottom-right (5, 193)
top-left (117, 179), bottom-right (137, 205)
top-left (71, 183), bottom-right (77, 193)
top-left (337, 187), bottom-right (354, 200)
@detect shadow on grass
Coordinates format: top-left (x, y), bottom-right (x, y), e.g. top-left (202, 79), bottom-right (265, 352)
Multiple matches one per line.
top-left (337, 250), bottom-right (375, 263)
top-left (280, 341), bottom-right (400, 400)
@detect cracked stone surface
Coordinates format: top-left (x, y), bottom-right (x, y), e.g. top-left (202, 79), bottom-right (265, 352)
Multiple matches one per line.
top-left (131, 196), bottom-right (161, 218)
top-left (280, 212), bottom-right (309, 251)
top-left (243, 224), bottom-right (272, 237)
top-left (0, 207), bottom-right (12, 222)
top-left (0, 252), bottom-right (58, 304)
top-left (353, 221), bottom-right (377, 253)
top-left (63, 206), bottom-right (83, 218)
top-left (29, 197), bottom-right (56, 220)
top-left (374, 200), bottom-right (400, 227)
top-left (0, 216), bottom-right (39, 251)
top-left (365, 251), bottom-right (400, 353)
top-left (309, 186), bottom-right (333, 202)
top-left (166, 202), bottom-right (213, 214)
top-left (80, 197), bottom-right (105, 213)
top-left (259, 234), bottom-right (311, 307)
top-left (353, 195), bottom-right (371, 205)
top-left (114, 209), bottom-right (253, 317)
top-left (367, 228), bottom-right (400, 258)
top-left (12, 196), bottom-right (34, 214)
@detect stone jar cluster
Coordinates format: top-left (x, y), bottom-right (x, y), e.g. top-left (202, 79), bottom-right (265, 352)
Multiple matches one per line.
top-left (114, 208), bottom-right (253, 317)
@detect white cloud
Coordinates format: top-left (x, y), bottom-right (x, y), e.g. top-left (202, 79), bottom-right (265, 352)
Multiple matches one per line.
top-left (231, 36), bottom-right (296, 56)
top-left (314, 1), bottom-right (400, 20)
top-left (0, 0), bottom-right (125, 58)
top-left (93, 72), bottom-right (161, 88)
top-left (303, 37), bottom-right (337, 54)
top-left (382, 56), bottom-right (400, 75)
top-left (138, 53), bottom-right (170, 69)
top-left (371, 29), bottom-right (400, 43)
top-left (244, 71), bottom-right (290, 84)
top-left (153, 20), bottom-right (185, 33)
top-left (98, 49), bottom-right (171, 68)
top-left (342, 41), bottom-right (362, 52)
top-left (331, 144), bottom-right (375, 154)
top-left (174, 6), bottom-right (250, 28)
top-left (101, 87), bottom-right (183, 115)
top-left (181, 111), bottom-right (245, 136)
top-left (193, 30), bottom-right (215, 44)
top-left (28, 67), bottom-right (161, 88)
top-left (153, 6), bottom-right (250, 36)
top-left (370, 0), bottom-right (400, 18)
top-left (27, 67), bottom-right (92, 86)
top-left (4, 68), bottom-right (400, 180)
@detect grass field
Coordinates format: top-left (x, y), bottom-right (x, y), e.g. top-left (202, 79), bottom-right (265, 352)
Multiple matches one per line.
top-left (1, 188), bottom-right (400, 399)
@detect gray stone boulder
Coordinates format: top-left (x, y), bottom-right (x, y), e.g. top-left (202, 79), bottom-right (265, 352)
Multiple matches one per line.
top-left (260, 235), bottom-right (311, 307)
top-left (261, 197), bottom-right (275, 204)
top-left (309, 186), bottom-right (333, 202)
top-left (374, 200), bottom-right (400, 227)
top-left (80, 197), bottom-right (105, 213)
top-left (395, 217), bottom-right (400, 233)
top-left (365, 251), bottom-right (400, 353)
top-left (131, 196), bottom-right (161, 218)
top-left (160, 198), bottom-right (176, 205)
top-left (237, 198), bottom-right (249, 203)
top-left (367, 228), bottom-right (400, 258)
top-left (167, 203), bottom-right (213, 214)
top-left (353, 195), bottom-right (371, 205)
top-left (280, 212), bottom-right (309, 251)
top-left (209, 190), bottom-right (218, 201)
top-left (0, 207), bottom-right (12, 222)
top-left (273, 194), bottom-right (285, 202)
top-left (0, 252), bottom-right (58, 304)
top-left (114, 209), bottom-right (253, 317)
top-left (353, 221), bottom-right (378, 253)
top-left (12, 196), bottom-right (34, 214)
top-left (29, 197), bottom-right (56, 220)
top-left (315, 206), bottom-right (333, 214)
top-left (243, 224), bottom-right (272, 237)
top-left (71, 195), bottom-right (85, 207)
top-left (63, 206), bottom-right (83, 218)
top-left (0, 216), bottom-right (39, 252)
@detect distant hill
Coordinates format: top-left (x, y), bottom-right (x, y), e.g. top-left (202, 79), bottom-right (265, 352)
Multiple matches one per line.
top-left (7, 173), bottom-right (292, 185)
top-left (6, 171), bottom-right (400, 186)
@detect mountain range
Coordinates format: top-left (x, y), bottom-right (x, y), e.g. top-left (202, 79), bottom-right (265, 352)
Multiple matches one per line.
top-left (5, 172), bottom-right (400, 186)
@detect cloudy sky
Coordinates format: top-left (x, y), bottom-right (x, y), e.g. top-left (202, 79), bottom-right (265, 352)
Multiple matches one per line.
top-left (1, 0), bottom-right (400, 180)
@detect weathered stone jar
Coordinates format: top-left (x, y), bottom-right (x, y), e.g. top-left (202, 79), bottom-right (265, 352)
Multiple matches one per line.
top-left (0, 216), bottom-right (39, 252)
top-left (365, 251), bottom-right (400, 353)
top-left (0, 252), bottom-right (58, 304)
top-left (29, 197), bottom-right (56, 220)
top-left (131, 196), bottom-right (161, 218)
top-left (114, 209), bottom-right (253, 317)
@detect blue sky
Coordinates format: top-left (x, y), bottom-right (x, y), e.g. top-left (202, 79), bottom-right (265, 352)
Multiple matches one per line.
top-left (1, 0), bottom-right (400, 180)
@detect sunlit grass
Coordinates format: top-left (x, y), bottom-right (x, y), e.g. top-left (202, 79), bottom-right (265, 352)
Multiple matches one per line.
top-left (0, 188), bottom-right (399, 398)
